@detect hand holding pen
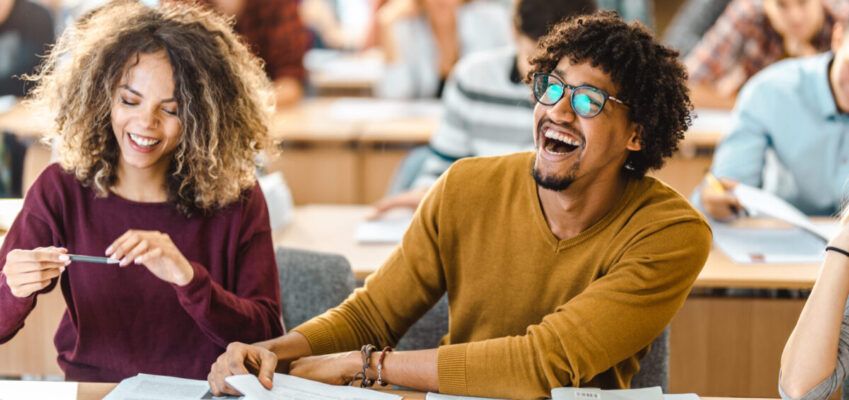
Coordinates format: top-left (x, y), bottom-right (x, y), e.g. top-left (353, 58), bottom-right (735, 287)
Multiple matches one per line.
top-left (2, 247), bottom-right (70, 298)
top-left (700, 173), bottom-right (746, 221)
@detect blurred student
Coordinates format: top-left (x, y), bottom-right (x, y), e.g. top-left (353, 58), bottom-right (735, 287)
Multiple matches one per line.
top-left (374, 0), bottom-right (512, 98)
top-left (372, 0), bottom-right (597, 215)
top-left (0, 1), bottom-right (283, 381)
top-left (779, 209), bottom-right (849, 400)
top-left (698, 22), bottom-right (849, 220)
top-left (663, 0), bottom-right (732, 57)
top-left (686, 0), bottom-right (848, 109)
top-left (189, 0), bottom-right (310, 108)
top-left (0, 0), bottom-right (54, 197)
top-left (0, 0), bottom-right (53, 97)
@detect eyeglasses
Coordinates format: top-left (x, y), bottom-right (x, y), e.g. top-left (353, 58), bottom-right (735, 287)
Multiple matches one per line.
top-left (532, 72), bottom-right (627, 118)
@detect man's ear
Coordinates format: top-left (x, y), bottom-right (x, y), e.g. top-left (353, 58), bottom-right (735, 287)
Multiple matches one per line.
top-left (626, 124), bottom-right (642, 152)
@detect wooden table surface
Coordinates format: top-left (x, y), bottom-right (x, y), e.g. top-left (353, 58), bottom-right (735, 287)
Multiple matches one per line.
top-left (277, 204), bottom-right (821, 288)
top-left (76, 381), bottom-right (426, 399)
top-left (76, 382), bottom-right (767, 400)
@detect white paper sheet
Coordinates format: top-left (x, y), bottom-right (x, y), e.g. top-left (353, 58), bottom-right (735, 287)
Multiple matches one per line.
top-left (226, 374), bottom-right (401, 400)
top-left (426, 393), bottom-right (504, 400)
top-left (0, 380), bottom-right (77, 400)
top-left (732, 184), bottom-right (831, 241)
top-left (103, 374), bottom-right (211, 400)
top-left (712, 223), bottom-right (827, 264)
top-left (552, 386), bottom-right (663, 400)
top-left (355, 210), bottom-right (413, 244)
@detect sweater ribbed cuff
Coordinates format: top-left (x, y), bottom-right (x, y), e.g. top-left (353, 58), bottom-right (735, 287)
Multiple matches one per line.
top-left (172, 262), bottom-right (210, 303)
top-left (437, 344), bottom-right (468, 395)
top-left (291, 321), bottom-right (338, 355)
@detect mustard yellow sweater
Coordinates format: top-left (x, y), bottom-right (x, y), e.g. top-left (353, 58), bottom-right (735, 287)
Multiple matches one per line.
top-left (293, 152), bottom-right (711, 399)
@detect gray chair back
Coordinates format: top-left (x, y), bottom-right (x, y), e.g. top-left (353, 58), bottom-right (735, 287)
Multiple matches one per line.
top-left (276, 247), bottom-right (356, 329)
top-left (631, 327), bottom-right (669, 391)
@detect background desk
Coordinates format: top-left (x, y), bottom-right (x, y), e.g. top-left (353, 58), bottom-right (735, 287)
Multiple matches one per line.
top-left (0, 100), bottom-right (726, 206)
top-left (268, 100), bottom-right (725, 205)
top-left (277, 205), bottom-right (815, 398)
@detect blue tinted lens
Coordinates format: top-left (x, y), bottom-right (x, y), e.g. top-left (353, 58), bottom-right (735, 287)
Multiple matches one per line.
top-left (544, 84), bottom-right (564, 103)
top-left (573, 93), bottom-right (593, 116)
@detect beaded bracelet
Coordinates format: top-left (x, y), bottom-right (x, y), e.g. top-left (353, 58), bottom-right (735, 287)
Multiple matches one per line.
top-left (358, 344), bottom-right (378, 388)
top-left (377, 346), bottom-right (393, 386)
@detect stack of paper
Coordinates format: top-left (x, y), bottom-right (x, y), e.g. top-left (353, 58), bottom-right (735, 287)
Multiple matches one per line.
top-left (103, 374), bottom-right (211, 400)
top-left (225, 374), bottom-right (401, 400)
top-left (553, 387), bottom-right (698, 400)
top-left (0, 380), bottom-right (77, 400)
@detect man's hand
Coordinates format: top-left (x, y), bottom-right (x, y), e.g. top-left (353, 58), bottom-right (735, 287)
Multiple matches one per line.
top-left (207, 342), bottom-right (279, 396)
top-left (288, 351), bottom-right (363, 386)
top-left (700, 177), bottom-right (744, 221)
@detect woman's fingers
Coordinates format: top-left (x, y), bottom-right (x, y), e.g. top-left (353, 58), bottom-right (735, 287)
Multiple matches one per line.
top-left (120, 239), bottom-right (151, 267)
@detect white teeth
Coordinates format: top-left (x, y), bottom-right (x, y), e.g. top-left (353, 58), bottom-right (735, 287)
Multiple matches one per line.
top-left (544, 129), bottom-right (580, 146)
top-left (129, 133), bottom-right (161, 147)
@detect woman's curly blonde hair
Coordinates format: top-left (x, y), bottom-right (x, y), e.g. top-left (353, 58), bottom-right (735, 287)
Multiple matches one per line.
top-left (25, 0), bottom-right (274, 216)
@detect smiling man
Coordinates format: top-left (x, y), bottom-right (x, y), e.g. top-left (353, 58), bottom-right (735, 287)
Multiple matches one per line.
top-left (208, 11), bottom-right (711, 399)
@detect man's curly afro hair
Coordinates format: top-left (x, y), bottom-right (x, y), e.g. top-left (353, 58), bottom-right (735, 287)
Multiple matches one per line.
top-left (528, 10), bottom-right (692, 177)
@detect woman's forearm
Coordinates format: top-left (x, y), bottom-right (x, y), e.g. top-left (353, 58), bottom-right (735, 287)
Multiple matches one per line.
top-left (780, 251), bottom-right (849, 398)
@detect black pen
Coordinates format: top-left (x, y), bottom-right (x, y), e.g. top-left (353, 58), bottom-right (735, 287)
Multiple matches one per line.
top-left (68, 254), bottom-right (120, 264)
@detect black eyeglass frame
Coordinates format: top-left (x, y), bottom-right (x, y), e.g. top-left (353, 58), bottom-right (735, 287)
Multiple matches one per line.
top-left (531, 72), bottom-right (628, 118)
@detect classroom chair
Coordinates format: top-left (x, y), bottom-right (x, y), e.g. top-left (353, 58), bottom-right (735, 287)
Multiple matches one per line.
top-left (276, 247), bottom-right (356, 328)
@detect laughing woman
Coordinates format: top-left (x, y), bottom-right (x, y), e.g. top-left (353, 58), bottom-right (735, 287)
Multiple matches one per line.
top-left (780, 210), bottom-right (849, 400)
top-left (0, 0), bottom-right (284, 381)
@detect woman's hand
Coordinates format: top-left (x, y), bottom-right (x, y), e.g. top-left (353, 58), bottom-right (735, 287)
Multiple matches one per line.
top-left (289, 351), bottom-right (363, 386)
top-left (2, 247), bottom-right (69, 298)
top-left (106, 230), bottom-right (193, 286)
top-left (208, 342), bottom-right (280, 396)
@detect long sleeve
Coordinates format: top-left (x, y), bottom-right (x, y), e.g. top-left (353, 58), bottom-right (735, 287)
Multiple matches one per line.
top-left (710, 79), bottom-right (771, 187)
top-left (292, 173), bottom-right (448, 352)
top-left (779, 302), bottom-right (849, 400)
top-left (436, 220), bottom-right (711, 398)
top-left (173, 187), bottom-right (284, 347)
top-left (0, 187), bottom-right (63, 342)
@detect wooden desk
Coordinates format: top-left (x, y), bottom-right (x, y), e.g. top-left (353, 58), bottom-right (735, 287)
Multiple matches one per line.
top-left (74, 382), bottom-right (769, 400)
top-left (76, 382), bottom-right (426, 400)
top-left (279, 204), bottom-right (817, 288)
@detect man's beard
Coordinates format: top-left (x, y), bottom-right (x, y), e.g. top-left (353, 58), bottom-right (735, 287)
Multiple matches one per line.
top-left (531, 161), bottom-right (579, 192)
